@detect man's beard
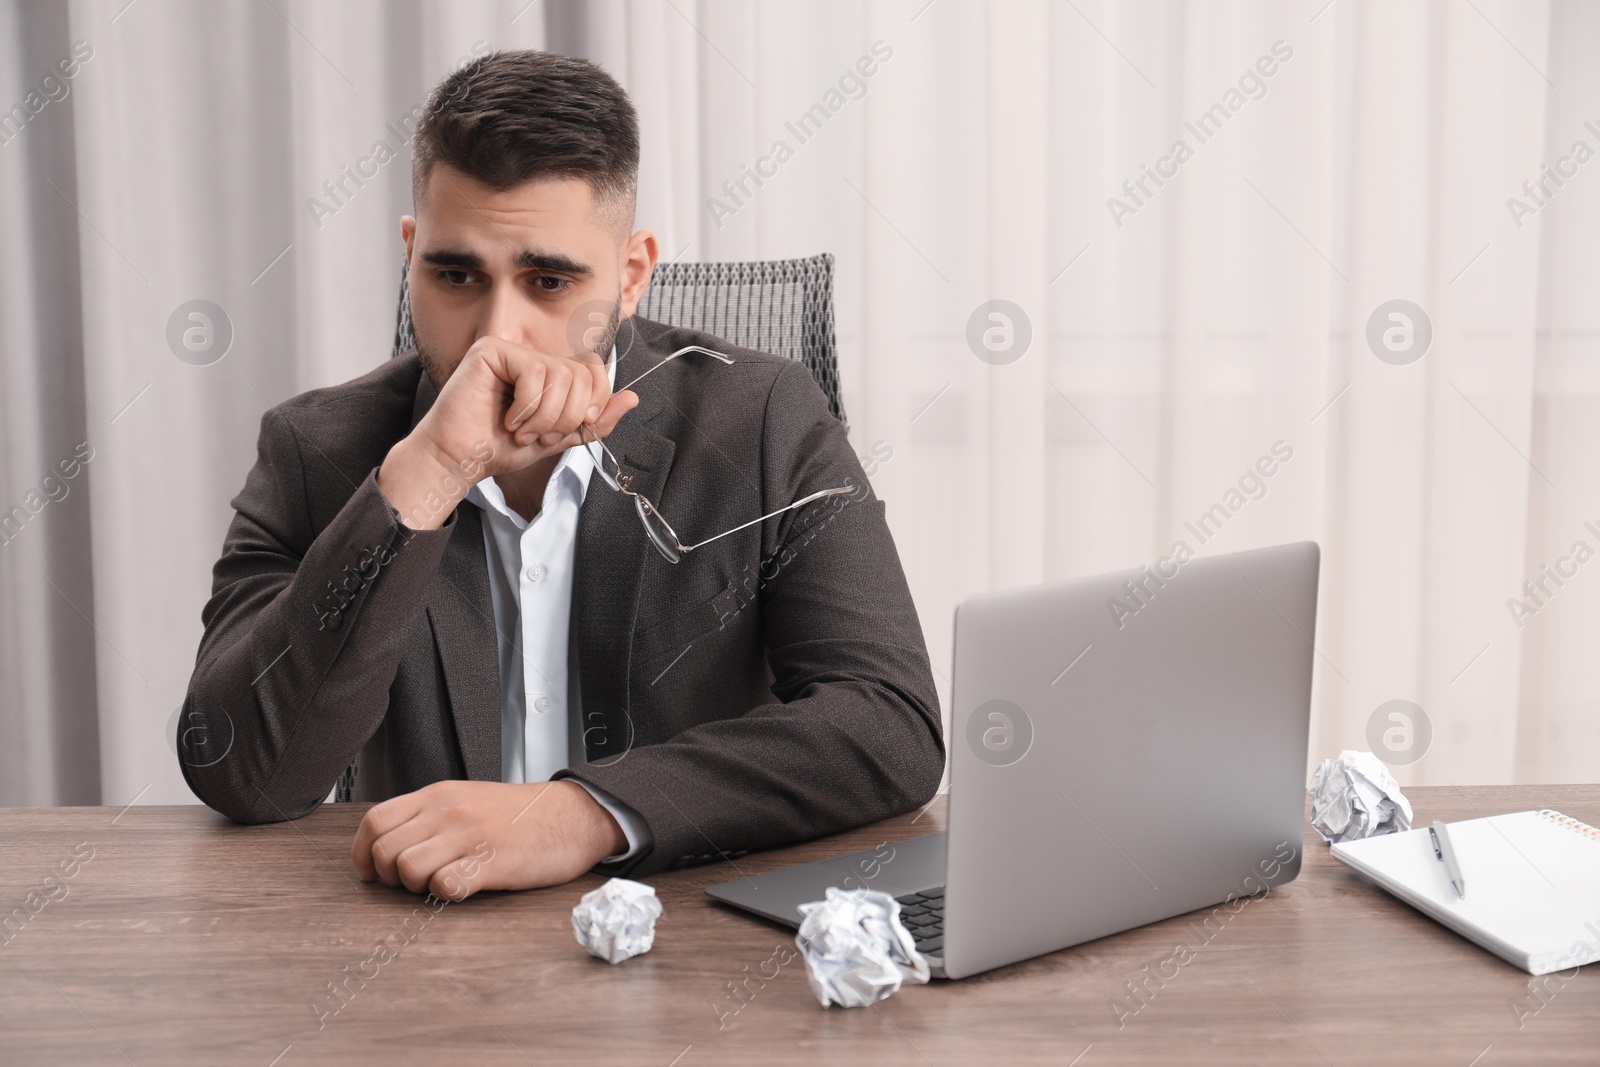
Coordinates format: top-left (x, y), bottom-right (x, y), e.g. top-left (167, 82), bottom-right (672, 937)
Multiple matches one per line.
top-left (414, 294), bottom-right (623, 390)
top-left (416, 336), bottom-right (451, 391)
top-left (581, 295), bottom-right (623, 368)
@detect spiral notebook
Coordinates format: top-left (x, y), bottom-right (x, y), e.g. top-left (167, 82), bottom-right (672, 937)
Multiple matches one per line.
top-left (1330, 809), bottom-right (1600, 975)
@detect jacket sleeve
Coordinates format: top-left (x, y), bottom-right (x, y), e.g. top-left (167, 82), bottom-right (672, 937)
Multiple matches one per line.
top-left (559, 358), bottom-right (946, 876)
top-left (180, 408), bottom-right (455, 823)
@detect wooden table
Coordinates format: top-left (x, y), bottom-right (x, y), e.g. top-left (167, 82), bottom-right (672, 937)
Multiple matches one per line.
top-left (1, 785), bottom-right (1596, 1065)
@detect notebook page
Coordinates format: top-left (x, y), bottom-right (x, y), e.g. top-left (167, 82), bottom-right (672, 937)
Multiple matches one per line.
top-left (1332, 810), bottom-right (1600, 972)
top-left (1524, 810), bottom-right (1600, 902)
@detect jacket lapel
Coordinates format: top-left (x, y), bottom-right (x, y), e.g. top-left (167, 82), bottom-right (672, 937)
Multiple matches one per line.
top-left (573, 321), bottom-right (677, 762)
top-left (408, 359), bottom-right (501, 782)
top-left (426, 505), bottom-right (503, 781)
top-left (571, 417), bottom-right (675, 761)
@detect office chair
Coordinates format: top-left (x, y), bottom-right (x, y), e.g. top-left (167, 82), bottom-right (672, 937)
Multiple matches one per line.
top-left (340, 252), bottom-right (848, 802)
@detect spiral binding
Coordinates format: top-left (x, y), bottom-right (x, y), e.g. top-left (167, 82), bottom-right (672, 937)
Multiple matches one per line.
top-left (1538, 809), bottom-right (1600, 842)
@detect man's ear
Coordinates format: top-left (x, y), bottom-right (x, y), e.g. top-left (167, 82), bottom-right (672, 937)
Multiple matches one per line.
top-left (400, 215), bottom-right (417, 266)
top-left (618, 228), bottom-right (659, 318)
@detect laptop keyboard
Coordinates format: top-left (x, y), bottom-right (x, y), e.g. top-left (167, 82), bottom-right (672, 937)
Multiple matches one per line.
top-left (895, 889), bottom-right (946, 956)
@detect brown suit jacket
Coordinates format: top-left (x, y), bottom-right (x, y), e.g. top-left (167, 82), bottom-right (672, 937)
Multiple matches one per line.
top-left (181, 315), bottom-right (944, 877)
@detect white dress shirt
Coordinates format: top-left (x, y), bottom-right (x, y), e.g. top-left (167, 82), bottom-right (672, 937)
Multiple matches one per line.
top-left (467, 352), bottom-right (650, 863)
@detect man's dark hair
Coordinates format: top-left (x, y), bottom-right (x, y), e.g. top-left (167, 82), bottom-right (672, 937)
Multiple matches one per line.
top-left (412, 49), bottom-right (639, 228)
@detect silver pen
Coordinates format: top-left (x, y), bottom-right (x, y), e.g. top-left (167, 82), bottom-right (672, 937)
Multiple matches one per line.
top-left (1430, 819), bottom-right (1466, 899)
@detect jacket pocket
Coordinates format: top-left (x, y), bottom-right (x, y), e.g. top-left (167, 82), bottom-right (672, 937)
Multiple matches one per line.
top-left (632, 580), bottom-right (739, 671)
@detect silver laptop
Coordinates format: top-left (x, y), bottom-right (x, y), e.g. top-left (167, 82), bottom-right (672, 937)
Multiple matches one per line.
top-left (706, 541), bottom-right (1319, 979)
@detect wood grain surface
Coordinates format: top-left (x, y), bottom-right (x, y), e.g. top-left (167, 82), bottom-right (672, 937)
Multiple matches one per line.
top-left (1, 785), bottom-right (1596, 1065)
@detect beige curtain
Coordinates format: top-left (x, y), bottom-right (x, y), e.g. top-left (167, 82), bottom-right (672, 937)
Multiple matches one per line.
top-left (2, 0), bottom-right (1593, 808)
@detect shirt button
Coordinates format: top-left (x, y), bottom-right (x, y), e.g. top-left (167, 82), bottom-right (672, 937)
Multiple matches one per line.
top-left (534, 694), bottom-right (552, 713)
top-left (526, 563), bottom-right (545, 583)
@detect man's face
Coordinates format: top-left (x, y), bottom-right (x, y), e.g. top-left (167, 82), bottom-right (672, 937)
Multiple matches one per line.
top-left (400, 165), bottom-right (656, 387)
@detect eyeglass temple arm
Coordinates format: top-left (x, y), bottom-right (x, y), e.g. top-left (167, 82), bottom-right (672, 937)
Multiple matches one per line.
top-left (619, 345), bottom-right (735, 393)
top-left (678, 485), bottom-right (858, 553)
top-left (579, 422), bottom-right (621, 469)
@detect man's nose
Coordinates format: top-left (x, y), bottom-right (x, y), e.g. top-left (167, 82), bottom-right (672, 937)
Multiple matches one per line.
top-left (481, 283), bottom-right (529, 347)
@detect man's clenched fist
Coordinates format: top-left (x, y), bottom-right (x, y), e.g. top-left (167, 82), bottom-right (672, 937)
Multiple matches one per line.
top-left (352, 780), bottom-right (629, 900)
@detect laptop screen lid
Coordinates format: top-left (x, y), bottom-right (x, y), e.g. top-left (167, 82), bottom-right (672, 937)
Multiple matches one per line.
top-left (939, 541), bottom-right (1319, 979)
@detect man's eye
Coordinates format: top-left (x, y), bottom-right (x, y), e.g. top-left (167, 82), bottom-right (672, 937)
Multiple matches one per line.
top-left (533, 275), bottom-right (571, 293)
top-left (437, 270), bottom-right (473, 287)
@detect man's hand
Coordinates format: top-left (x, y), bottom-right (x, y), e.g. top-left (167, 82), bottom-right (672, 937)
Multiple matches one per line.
top-left (352, 780), bottom-right (628, 900)
top-left (379, 336), bottom-right (639, 529)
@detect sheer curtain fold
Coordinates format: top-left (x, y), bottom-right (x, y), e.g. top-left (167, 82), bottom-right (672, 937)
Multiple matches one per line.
top-left (0, 0), bottom-right (1591, 807)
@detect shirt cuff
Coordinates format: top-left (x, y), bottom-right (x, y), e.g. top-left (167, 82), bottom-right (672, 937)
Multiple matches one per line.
top-left (572, 781), bottom-right (653, 863)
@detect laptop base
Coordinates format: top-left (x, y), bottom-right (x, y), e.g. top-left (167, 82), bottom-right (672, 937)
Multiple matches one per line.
top-left (704, 832), bottom-right (949, 977)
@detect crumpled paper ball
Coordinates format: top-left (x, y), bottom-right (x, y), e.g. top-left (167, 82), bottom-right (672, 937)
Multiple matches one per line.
top-left (794, 887), bottom-right (930, 1008)
top-left (1308, 749), bottom-right (1414, 843)
top-left (571, 877), bottom-right (662, 964)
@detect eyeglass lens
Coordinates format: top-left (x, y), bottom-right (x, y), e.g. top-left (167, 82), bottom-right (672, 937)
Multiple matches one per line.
top-left (589, 439), bottom-right (623, 491)
top-left (634, 496), bottom-right (682, 563)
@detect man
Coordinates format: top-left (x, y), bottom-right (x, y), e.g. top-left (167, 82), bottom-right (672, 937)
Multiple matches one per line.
top-left (180, 49), bottom-right (942, 900)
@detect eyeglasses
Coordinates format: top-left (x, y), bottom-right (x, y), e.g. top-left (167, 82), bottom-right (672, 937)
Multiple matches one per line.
top-left (580, 345), bottom-right (857, 563)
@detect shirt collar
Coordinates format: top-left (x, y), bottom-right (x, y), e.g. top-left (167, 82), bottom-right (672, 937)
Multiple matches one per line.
top-left (468, 346), bottom-right (618, 526)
